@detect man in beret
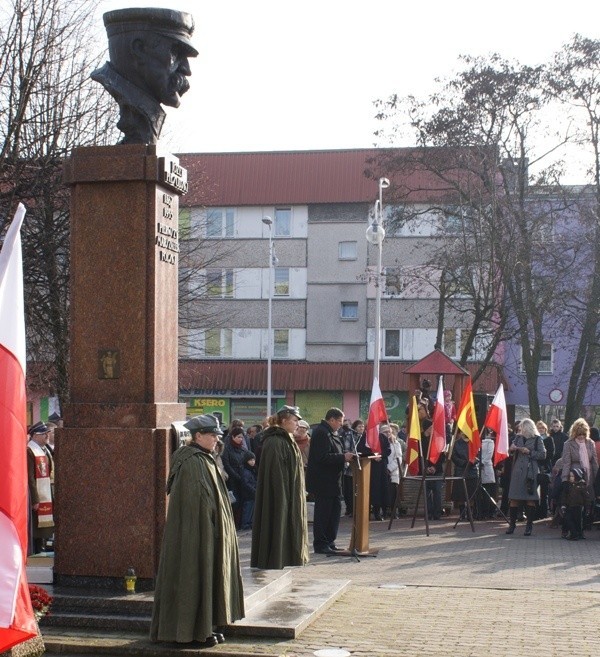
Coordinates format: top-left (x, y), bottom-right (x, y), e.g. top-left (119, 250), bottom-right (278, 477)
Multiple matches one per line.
top-left (91, 7), bottom-right (198, 144)
top-left (150, 414), bottom-right (244, 647)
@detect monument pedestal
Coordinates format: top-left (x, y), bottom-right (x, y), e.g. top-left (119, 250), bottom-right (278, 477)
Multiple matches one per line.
top-left (55, 145), bottom-right (187, 586)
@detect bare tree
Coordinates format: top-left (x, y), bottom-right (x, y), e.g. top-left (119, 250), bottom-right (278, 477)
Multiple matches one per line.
top-left (0, 0), bottom-right (118, 407)
top-left (374, 55), bottom-right (576, 416)
top-left (545, 35), bottom-right (600, 427)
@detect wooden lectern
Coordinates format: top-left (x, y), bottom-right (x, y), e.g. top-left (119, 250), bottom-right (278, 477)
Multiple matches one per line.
top-left (348, 456), bottom-right (378, 556)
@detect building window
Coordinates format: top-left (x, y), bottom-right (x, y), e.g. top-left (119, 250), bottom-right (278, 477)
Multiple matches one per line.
top-left (338, 241), bottom-right (357, 260)
top-left (341, 302), bottom-right (358, 320)
top-left (274, 268), bottom-right (290, 296)
top-left (206, 208), bottom-right (235, 238)
top-left (206, 269), bottom-right (234, 298)
top-left (179, 208), bottom-right (191, 238)
top-left (205, 329), bottom-right (232, 357)
top-left (274, 208), bottom-right (291, 237)
top-left (273, 329), bottom-right (289, 358)
top-left (384, 329), bottom-right (400, 357)
top-left (520, 342), bottom-right (553, 374)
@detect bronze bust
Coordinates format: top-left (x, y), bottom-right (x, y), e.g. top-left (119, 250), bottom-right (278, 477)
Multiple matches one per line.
top-left (91, 8), bottom-right (198, 145)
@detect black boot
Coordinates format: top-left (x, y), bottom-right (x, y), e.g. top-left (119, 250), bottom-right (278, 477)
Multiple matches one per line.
top-left (505, 506), bottom-right (518, 534)
top-left (524, 505), bottom-right (534, 536)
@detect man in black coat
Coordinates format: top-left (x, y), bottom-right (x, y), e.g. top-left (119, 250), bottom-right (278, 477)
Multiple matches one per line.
top-left (306, 408), bottom-right (354, 554)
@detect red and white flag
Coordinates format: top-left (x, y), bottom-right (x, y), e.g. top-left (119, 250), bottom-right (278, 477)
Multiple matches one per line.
top-left (0, 204), bottom-right (37, 652)
top-left (484, 384), bottom-right (509, 466)
top-left (365, 377), bottom-right (388, 455)
top-left (428, 377), bottom-right (446, 464)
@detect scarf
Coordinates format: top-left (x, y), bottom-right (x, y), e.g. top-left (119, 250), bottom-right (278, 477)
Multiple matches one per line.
top-left (576, 437), bottom-right (591, 482)
top-left (28, 440), bottom-right (54, 528)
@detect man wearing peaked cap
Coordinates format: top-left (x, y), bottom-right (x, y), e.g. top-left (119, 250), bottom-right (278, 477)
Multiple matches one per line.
top-left (91, 7), bottom-right (198, 144)
top-left (27, 422), bottom-right (54, 554)
top-left (29, 421), bottom-right (50, 435)
top-left (184, 414), bottom-right (223, 436)
top-left (151, 410), bottom-right (243, 647)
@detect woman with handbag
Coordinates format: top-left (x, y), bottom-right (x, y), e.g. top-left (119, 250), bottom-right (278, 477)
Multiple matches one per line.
top-left (561, 418), bottom-right (599, 528)
top-left (505, 418), bottom-right (546, 536)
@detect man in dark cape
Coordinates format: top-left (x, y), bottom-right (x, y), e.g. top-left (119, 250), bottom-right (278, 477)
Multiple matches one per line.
top-left (251, 406), bottom-right (309, 569)
top-left (150, 415), bottom-right (244, 647)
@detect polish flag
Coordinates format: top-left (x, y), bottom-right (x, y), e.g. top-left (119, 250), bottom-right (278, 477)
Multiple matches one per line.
top-left (428, 377), bottom-right (446, 464)
top-left (484, 384), bottom-right (509, 466)
top-left (365, 377), bottom-right (388, 455)
top-left (0, 204), bottom-right (37, 652)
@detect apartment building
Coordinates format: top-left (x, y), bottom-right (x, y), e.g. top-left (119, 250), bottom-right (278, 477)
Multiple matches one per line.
top-left (177, 149), bottom-right (502, 426)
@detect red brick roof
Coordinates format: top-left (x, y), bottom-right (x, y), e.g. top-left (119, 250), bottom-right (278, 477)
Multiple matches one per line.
top-left (178, 360), bottom-right (502, 394)
top-left (178, 148), bottom-right (462, 207)
top-left (403, 349), bottom-right (470, 376)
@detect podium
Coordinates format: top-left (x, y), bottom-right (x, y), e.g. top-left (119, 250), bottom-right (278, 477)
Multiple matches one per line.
top-left (348, 456), bottom-right (378, 556)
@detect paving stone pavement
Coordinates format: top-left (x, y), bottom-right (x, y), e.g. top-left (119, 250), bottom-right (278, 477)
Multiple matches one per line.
top-left (44, 515), bottom-right (600, 657)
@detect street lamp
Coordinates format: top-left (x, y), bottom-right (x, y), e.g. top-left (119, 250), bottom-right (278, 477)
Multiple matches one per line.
top-left (366, 177), bottom-right (389, 381)
top-left (262, 216), bottom-right (274, 417)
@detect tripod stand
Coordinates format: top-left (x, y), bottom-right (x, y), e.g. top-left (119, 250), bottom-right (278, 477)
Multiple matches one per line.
top-left (453, 443), bottom-right (508, 527)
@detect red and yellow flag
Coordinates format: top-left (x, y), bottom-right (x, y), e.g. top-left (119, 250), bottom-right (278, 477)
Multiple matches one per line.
top-left (406, 395), bottom-right (422, 475)
top-left (455, 377), bottom-right (481, 463)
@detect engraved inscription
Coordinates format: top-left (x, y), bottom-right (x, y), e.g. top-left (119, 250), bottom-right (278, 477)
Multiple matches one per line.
top-left (159, 157), bottom-right (188, 194)
top-left (156, 186), bottom-right (179, 266)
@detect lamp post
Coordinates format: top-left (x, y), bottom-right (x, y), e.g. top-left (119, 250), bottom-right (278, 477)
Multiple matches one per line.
top-left (365, 177), bottom-right (389, 381)
top-left (262, 216), bottom-right (274, 416)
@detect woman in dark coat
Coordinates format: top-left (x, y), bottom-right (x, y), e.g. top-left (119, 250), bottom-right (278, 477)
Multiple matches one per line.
top-left (222, 427), bottom-right (253, 526)
top-left (505, 418), bottom-right (546, 536)
top-left (251, 406), bottom-right (309, 569)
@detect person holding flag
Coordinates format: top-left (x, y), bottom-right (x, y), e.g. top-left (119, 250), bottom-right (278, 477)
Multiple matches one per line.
top-left (0, 204), bottom-right (38, 653)
top-left (450, 431), bottom-right (479, 517)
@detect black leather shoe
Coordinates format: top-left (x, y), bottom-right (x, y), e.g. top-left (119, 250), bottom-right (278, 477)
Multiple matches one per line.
top-left (190, 635), bottom-right (218, 648)
top-left (314, 546), bottom-right (336, 555)
top-left (212, 632), bottom-right (225, 644)
top-left (329, 545), bottom-right (344, 552)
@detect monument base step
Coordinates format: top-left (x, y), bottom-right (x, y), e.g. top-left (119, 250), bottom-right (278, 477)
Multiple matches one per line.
top-left (41, 567), bottom-right (349, 654)
top-left (228, 577), bottom-right (349, 638)
top-left (26, 554), bottom-right (54, 584)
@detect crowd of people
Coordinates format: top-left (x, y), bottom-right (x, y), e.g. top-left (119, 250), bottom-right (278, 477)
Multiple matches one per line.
top-left (198, 395), bottom-right (600, 545)
top-left (26, 394), bottom-right (598, 648)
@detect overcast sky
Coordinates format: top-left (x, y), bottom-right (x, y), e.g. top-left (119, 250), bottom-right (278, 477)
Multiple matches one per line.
top-left (97, 0), bottom-right (600, 157)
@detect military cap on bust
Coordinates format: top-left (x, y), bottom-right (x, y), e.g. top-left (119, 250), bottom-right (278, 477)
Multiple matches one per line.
top-left (184, 414), bottom-right (223, 436)
top-left (278, 405), bottom-right (303, 420)
top-left (103, 7), bottom-right (198, 57)
top-left (29, 421), bottom-right (50, 435)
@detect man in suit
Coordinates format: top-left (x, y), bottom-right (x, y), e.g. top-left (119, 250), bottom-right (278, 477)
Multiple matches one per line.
top-left (306, 408), bottom-right (354, 554)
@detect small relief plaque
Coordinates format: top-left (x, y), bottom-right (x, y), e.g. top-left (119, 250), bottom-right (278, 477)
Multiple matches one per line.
top-left (98, 349), bottom-right (120, 379)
